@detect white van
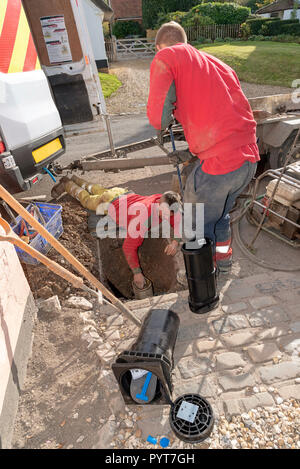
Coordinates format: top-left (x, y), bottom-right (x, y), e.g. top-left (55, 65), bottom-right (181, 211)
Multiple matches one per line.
top-left (0, 0), bottom-right (65, 193)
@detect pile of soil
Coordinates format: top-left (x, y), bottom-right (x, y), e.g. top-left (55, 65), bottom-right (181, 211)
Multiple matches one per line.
top-left (22, 195), bottom-right (99, 300)
top-left (22, 194), bottom-right (184, 301)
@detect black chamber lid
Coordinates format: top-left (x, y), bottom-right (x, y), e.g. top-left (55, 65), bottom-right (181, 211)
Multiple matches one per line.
top-left (169, 393), bottom-right (214, 444)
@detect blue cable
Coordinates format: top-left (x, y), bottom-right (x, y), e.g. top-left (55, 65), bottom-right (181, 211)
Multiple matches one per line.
top-left (43, 166), bottom-right (56, 183)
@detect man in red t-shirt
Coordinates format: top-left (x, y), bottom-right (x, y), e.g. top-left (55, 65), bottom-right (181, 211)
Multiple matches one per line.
top-left (107, 191), bottom-right (182, 289)
top-left (147, 22), bottom-right (260, 272)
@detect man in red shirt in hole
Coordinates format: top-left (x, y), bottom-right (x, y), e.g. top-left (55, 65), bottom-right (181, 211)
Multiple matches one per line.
top-left (106, 190), bottom-right (182, 289)
top-left (147, 22), bottom-right (260, 272)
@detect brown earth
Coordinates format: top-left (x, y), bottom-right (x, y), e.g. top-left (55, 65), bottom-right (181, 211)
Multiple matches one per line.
top-left (22, 192), bottom-right (184, 301)
top-left (22, 195), bottom-right (99, 301)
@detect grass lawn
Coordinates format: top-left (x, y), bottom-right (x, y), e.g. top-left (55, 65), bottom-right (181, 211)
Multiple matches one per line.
top-left (195, 41), bottom-right (300, 88)
top-left (99, 72), bottom-right (122, 98)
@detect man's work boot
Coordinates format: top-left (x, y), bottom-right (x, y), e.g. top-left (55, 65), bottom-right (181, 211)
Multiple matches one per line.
top-left (216, 256), bottom-right (233, 274)
top-left (215, 240), bottom-right (232, 274)
top-left (51, 176), bottom-right (70, 199)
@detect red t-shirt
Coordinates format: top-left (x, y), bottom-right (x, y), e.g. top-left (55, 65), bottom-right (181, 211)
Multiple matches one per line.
top-left (108, 193), bottom-right (181, 271)
top-left (201, 142), bottom-right (260, 175)
top-left (147, 43), bottom-right (260, 175)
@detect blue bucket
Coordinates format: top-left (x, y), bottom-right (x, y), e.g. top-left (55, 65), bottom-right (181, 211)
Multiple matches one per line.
top-left (11, 202), bottom-right (63, 265)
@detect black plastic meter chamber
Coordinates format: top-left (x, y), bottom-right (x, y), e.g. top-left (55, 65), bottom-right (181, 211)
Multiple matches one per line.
top-left (182, 238), bottom-right (219, 314)
top-left (112, 308), bottom-right (179, 406)
top-left (112, 308), bottom-right (215, 443)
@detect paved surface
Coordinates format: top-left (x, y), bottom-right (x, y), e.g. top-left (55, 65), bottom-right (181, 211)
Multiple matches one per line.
top-left (127, 271), bottom-right (300, 417)
top-left (12, 271), bottom-right (300, 449)
top-left (93, 270), bottom-right (300, 448)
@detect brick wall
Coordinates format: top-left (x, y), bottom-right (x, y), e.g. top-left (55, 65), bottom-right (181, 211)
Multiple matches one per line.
top-left (0, 229), bottom-right (37, 448)
top-left (110, 0), bottom-right (142, 21)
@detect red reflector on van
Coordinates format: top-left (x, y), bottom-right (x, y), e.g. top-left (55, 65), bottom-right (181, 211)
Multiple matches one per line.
top-left (32, 176), bottom-right (38, 184)
top-left (0, 142), bottom-right (5, 154)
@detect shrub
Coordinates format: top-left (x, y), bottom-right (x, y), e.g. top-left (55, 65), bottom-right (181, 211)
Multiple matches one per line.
top-left (281, 23), bottom-right (300, 35)
top-left (183, 13), bottom-right (215, 28)
top-left (263, 19), bottom-right (300, 35)
top-left (246, 17), bottom-right (279, 35)
top-left (204, 38), bottom-right (213, 43)
top-left (155, 10), bottom-right (187, 28)
top-left (271, 34), bottom-right (300, 43)
top-left (142, 0), bottom-right (199, 29)
top-left (240, 21), bottom-right (251, 39)
top-left (214, 37), bottom-right (225, 42)
top-left (112, 21), bottom-right (145, 39)
top-left (188, 3), bottom-right (251, 25)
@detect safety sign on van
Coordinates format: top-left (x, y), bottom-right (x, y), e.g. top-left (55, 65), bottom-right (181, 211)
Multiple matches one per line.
top-left (40, 15), bottom-right (72, 64)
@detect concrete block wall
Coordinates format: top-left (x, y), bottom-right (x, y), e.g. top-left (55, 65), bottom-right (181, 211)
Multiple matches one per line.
top-left (0, 226), bottom-right (37, 448)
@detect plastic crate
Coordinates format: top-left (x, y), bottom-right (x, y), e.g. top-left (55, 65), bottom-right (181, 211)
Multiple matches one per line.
top-left (11, 202), bottom-right (63, 266)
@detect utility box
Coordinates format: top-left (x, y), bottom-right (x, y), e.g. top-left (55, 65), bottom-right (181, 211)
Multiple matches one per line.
top-left (21, 0), bottom-right (107, 130)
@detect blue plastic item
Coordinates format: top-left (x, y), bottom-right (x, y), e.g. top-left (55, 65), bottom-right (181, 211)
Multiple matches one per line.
top-left (43, 166), bottom-right (57, 183)
top-left (147, 435), bottom-right (157, 445)
top-left (159, 437), bottom-right (170, 448)
top-left (11, 202), bottom-right (63, 265)
top-left (136, 371), bottom-right (152, 402)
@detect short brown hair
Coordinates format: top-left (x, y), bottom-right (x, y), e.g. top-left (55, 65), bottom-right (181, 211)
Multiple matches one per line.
top-left (161, 191), bottom-right (182, 213)
top-left (155, 21), bottom-right (187, 47)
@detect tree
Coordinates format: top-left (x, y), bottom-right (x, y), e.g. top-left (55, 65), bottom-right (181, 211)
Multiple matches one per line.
top-left (142, 0), bottom-right (200, 29)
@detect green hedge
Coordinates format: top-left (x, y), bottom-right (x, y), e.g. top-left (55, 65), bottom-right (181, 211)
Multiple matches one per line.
top-left (112, 21), bottom-right (145, 39)
top-left (281, 23), bottom-right (300, 35)
top-left (156, 10), bottom-right (188, 28)
top-left (246, 17), bottom-right (280, 35)
top-left (142, 0), bottom-right (199, 29)
top-left (262, 19), bottom-right (300, 35)
top-left (156, 10), bottom-right (215, 28)
top-left (188, 3), bottom-right (250, 25)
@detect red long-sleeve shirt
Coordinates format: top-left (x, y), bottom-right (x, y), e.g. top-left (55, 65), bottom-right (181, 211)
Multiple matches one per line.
top-left (147, 43), bottom-right (260, 175)
top-left (108, 193), bottom-right (182, 273)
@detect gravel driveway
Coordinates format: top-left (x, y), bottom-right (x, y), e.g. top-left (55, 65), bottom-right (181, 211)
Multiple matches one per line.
top-left (106, 58), bottom-right (292, 116)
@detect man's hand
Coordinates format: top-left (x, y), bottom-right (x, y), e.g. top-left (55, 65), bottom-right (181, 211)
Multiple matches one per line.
top-left (164, 240), bottom-right (179, 257)
top-left (133, 273), bottom-right (146, 289)
top-left (168, 149), bottom-right (192, 166)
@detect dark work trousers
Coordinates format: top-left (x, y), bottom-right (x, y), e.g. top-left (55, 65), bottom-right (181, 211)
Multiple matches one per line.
top-left (183, 159), bottom-right (257, 250)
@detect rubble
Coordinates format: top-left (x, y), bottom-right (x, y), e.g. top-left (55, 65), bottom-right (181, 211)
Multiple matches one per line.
top-left (36, 295), bottom-right (61, 315)
top-left (65, 296), bottom-right (93, 311)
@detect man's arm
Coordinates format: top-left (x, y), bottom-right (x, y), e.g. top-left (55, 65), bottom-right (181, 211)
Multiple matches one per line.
top-left (164, 211), bottom-right (182, 256)
top-left (122, 235), bottom-right (146, 288)
top-left (147, 55), bottom-right (177, 131)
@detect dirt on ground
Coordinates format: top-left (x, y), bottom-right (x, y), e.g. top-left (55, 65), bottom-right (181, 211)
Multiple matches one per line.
top-left (11, 294), bottom-right (110, 449)
top-left (106, 58), bottom-right (292, 115)
top-left (23, 195), bottom-right (99, 301)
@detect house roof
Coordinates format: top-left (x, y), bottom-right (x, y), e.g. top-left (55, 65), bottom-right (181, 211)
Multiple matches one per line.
top-left (256, 0), bottom-right (300, 14)
top-left (90, 0), bottom-right (114, 21)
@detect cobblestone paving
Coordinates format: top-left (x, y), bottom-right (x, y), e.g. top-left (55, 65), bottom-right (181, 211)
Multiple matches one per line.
top-left (95, 271), bottom-right (300, 449)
